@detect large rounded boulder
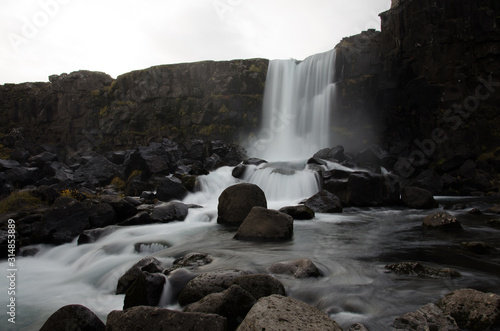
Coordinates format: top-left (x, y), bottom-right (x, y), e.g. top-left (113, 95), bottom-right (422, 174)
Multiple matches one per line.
top-left (234, 207), bottom-right (293, 241)
top-left (217, 183), bottom-right (267, 225)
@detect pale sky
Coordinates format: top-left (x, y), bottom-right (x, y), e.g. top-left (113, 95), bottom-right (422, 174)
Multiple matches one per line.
top-left (0, 0), bottom-right (391, 84)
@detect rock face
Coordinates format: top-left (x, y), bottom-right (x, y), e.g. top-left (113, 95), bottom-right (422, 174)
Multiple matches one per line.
top-left (217, 183), bottom-right (267, 225)
top-left (237, 295), bottom-right (343, 331)
top-left (39, 304), bottom-right (105, 331)
top-left (178, 269), bottom-right (250, 306)
top-left (392, 303), bottom-right (460, 331)
top-left (106, 306), bottom-right (227, 331)
top-left (268, 258), bottom-right (321, 278)
top-left (401, 186), bottom-right (439, 209)
top-left (234, 207), bottom-right (293, 241)
top-left (436, 289), bottom-right (500, 330)
top-left (423, 212), bottom-right (463, 231)
top-left (184, 284), bottom-right (256, 330)
top-left (0, 60), bottom-right (268, 151)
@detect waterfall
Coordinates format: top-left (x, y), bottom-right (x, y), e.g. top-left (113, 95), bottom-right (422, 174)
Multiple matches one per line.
top-left (250, 49), bottom-right (337, 161)
top-left (158, 275), bottom-right (173, 307)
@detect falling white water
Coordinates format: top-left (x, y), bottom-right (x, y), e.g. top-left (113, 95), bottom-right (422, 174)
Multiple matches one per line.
top-left (243, 161), bottom-right (321, 202)
top-left (251, 49), bottom-right (337, 161)
top-left (158, 275), bottom-right (173, 307)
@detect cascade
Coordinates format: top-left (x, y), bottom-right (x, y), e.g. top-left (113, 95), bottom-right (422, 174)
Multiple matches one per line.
top-left (250, 49), bottom-right (337, 162)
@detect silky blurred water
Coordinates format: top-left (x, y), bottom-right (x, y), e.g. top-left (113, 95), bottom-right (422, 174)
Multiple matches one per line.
top-left (1, 167), bottom-right (499, 330)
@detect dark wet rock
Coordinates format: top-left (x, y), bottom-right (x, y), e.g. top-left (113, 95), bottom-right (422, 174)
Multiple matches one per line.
top-left (124, 179), bottom-right (155, 197)
top-left (486, 205), bottom-right (500, 214)
top-left (77, 226), bottom-right (119, 245)
top-left (119, 211), bottom-right (153, 226)
top-left (347, 323), bottom-right (370, 331)
top-left (30, 185), bottom-right (59, 204)
top-left (38, 197), bottom-right (90, 245)
top-left (39, 304), bottom-right (105, 331)
top-left (234, 207), bottom-right (293, 241)
top-left (436, 289), bottom-right (500, 331)
top-left (125, 142), bottom-right (180, 178)
top-left (385, 262), bottom-right (462, 279)
top-left (5, 165), bottom-right (40, 187)
top-left (230, 274), bottom-right (286, 300)
top-left (87, 203), bottom-right (116, 228)
top-left (237, 295), bottom-right (343, 331)
top-left (423, 212), bottom-right (463, 231)
top-left (279, 205), bottom-right (315, 220)
top-left (156, 177), bottom-right (188, 202)
top-left (401, 186), bottom-right (438, 209)
top-left (106, 306), bottom-right (227, 331)
top-left (73, 153), bottom-right (117, 187)
top-left (116, 256), bottom-right (163, 294)
top-left (165, 252), bottom-right (214, 274)
top-left (487, 219), bottom-right (500, 229)
top-left (151, 201), bottom-right (189, 223)
top-left (324, 171), bottom-right (400, 206)
top-left (184, 284), bottom-right (256, 330)
top-left (411, 169), bottom-right (444, 195)
top-left (268, 258), bottom-right (321, 278)
top-left (468, 208), bottom-right (483, 215)
top-left (313, 145), bottom-right (345, 162)
top-left (304, 190), bottom-right (343, 213)
top-left (140, 191), bottom-right (156, 202)
top-left (231, 164), bottom-right (247, 178)
top-left (460, 242), bottom-right (496, 254)
top-left (178, 269), bottom-right (250, 306)
top-left (243, 158), bottom-right (267, 166)
top-left (123, 271), bottom-right (166, 309)
top-left (100, 194), bottom-right (137, 221)
top-left (0, 159), bottom-right (21, 171)
top-left (217, 183), bottom-right (267, 225)
top-left (391, 303), bottom-right (459, 331)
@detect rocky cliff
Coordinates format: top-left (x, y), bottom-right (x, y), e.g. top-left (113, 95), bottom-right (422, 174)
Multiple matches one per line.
top-left (0, 59), bottom-right (268, 153)
top-left (1, 0), bottom-right (499, 195)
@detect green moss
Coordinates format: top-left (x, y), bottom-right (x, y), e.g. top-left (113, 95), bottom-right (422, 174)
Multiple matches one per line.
top-left (218, 105), bottom-right (230, 114)
top-left (249, 64), bottom-right (262, 73)
top-left (127, 170), bottom-right (142, 182)
top-left (90, 89), bottom-right (101, 97)
top-left (99, 106), bottom-right (109, 117)
top-left (0, 144), bottom-right (12, 159)
top-left (110, 177), bottom-right (126, 190)
top-left (0, 191), bottom-right (45, 213)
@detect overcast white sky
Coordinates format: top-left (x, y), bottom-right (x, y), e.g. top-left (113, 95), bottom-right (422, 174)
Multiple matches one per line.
top-left (1, 0), bottom-right (391, 84)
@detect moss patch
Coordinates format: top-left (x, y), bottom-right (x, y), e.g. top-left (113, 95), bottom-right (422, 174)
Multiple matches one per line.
top-left (0, 191), bottom-right (45, 213)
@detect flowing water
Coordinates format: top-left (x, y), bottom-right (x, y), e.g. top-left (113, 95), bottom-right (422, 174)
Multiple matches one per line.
top-left (2, 49), bottom-right (500, 330)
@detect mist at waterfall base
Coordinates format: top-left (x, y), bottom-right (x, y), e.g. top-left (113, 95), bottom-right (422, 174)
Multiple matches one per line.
top-left (1, 51), bottom-right (500, 331)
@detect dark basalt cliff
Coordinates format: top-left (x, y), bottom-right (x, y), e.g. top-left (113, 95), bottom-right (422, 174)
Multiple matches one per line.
top-left (0, 59), bottom-right (268, 152)
top-left (1, 0), bottom-right (499, 187)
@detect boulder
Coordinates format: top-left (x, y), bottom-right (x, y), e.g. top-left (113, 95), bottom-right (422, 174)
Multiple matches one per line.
top-left (230, 274), bottom-right (286, 300)
top-left (487, 219), bottom-right (500, 229)
top-left (391, 303), bottom-right (459, 331)
top-left (116, 256), bottom-right (163, 294)
top-left (237, 295), bottom-right (343, 331)
top-left (347, 323), bottom-right (370, 331)
top-left (165, 252), bottom-right (213, 274)
top-left (279, 205), bottom-right (315, 220)
top-left (119, 211), bottom-right (153, 226)
top-left (106, 306), bottom-right (227, 331)
top-left (156, 177), bottom-right (188, 202)
top-left (486, 205), bottom-right (500, 214)
top-left (39, 304), bottom-right (105, 331)
top-left (87, 203), bottom-right (116, 228)
top-left (423, 212), bottom-right (463, 231)
top-left (436, 289), bottom-right (500, 330)
top-left (73, 153), bottom-right (117, 186)
top-left (123, 272), bottom-right (166, 309)
top-left (385, 262), bottom-right (462, 278)
top-left (124, 179), bottom-right (155, 197)
top-left (217, 183), bottom-right (267, 225)
top-left (401, 186), bottom-right (439, 209)
top-left (313, 145), bottom-right (345, 162)
top-left (304, 190), bottom-right (343, 213)
top-left (184, 284), bottom-right (256, 330)
top-left (38, 197), bottom-right (90, 245)
top-left (100, 194), bottom-right (137, 221)
top-left (77, 226), bottom-right (119, 245)
top-left (268, 258), bottom-right (321, 278)
top-left (178, 269), bottom-right (250, 306)
top-left (460, 241), bottom-right (496, 254)
top-left (125, 142), bottom-right (180, 178)
top-left (234, 207), bottom-right (293, 241)
top-left (151, 201), bottom-right (189, 223)
top-left (231, 164), bottom-right (247, 178)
